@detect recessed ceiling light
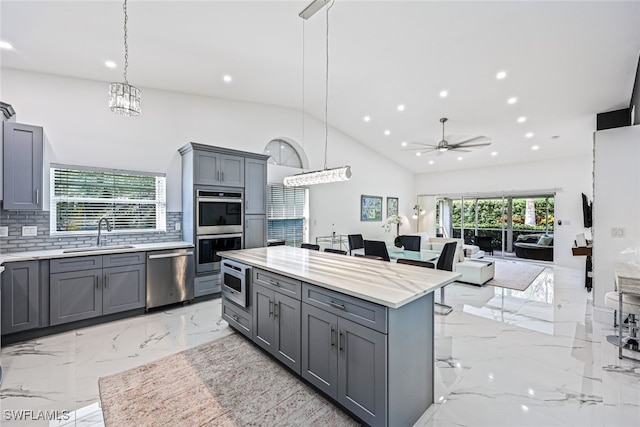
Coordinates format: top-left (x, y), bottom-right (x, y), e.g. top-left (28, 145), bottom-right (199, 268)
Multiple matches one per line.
top-left (401, 141), bottom-right (407, 147)
top-left (384, 130), bottom-right (391, 136)
top-left (105, 60), bottom-right (116, 68)
top-left (0, 41), bottom-right (14, 50)
top-left (439, 90), bottom-right (448, 98)
top-left (507, 97), bottom-right (518, 104)
top-left (397, 104), bottom-right (405, 112)
top-left (223, 75), bottom-right (232, 83)
top-left (416, 152), bottom-right (421, 156)
top-left (363, 116), bottom-right (371, 122)
top-left (428, 160), bottom-right (434, 165)
top-left (491, 151), bottom-right (498, 156)
top-left (531, 145), bottom-right (539, 150)
top-left (517, 116), bottom-right (527, 123)
top-left (525, 132), bottom-right (534, 138)
top-left (457, 156), bottom-right (463, 161)
top-left (496, 71), bottom-right (507, 80)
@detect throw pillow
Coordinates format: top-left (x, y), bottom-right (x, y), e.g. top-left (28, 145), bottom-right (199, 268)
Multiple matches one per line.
top-left (537, 236), bottom-right (553, 246)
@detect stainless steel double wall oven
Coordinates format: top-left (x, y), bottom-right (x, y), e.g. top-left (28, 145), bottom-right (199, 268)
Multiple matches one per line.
top-left (195, 188), bottom-right (243, 275)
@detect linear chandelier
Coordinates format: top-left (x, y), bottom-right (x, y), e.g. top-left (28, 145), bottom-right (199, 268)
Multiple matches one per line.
top-left (109, 0), bottom-right (141, 116)
top-left (285, 0), bottom-right (351, 187)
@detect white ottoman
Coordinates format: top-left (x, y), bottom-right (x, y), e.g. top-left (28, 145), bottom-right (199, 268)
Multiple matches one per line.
top-left (604, 291), bottom-right (640, 316)
top-left (455, 259), bottom-right (495, 285)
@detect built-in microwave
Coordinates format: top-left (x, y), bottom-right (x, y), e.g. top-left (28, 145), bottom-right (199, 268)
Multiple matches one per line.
top-left (196, 233), bottom-right (243, 274)
top-left (196, 190), bottom-right (243, 235)
top-left (221, 259), bottom-right (251, 308)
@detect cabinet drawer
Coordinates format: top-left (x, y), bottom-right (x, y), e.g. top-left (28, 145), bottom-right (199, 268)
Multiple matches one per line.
top-left (194, 275), bottom-right (220, 297)
top-left (222, 298), bottom-right (252, 339)
top-left (103, 252), bottom-right (145, 267)
top-left (253, 268), bottom-right (301, 300)
top-left (302, 283), bottom-right (387, 334)
top-left (50, 256), bottom-right (103, 273)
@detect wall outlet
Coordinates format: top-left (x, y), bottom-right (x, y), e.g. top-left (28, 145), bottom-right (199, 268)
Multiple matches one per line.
top-left (0, 226), bottom-right (8, 237)
top-left (22, 226), bottom-right (38, 237)
top-left (174, 222), bottom-right (181, 231)
top-left (611, 227), bottom-right (625, 238)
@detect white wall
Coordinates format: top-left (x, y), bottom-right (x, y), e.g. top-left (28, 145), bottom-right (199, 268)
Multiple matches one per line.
top-left (593, 125), bottom-right (640, 313)
top-left (1, 68), bottom-right (415, 240)
top-left (415, 155), bottom-right (594, 267)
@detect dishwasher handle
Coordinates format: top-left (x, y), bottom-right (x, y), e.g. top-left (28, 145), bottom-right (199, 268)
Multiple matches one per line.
top-left (148, 251), bottom-right (194, 260)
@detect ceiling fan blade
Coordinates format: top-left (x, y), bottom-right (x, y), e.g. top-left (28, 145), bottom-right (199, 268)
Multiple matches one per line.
top-left (451, 148), bottom-right (471, 153)
top-left (450, 142), bottom-right (492, 149)
top-left (453, 136), bottom-right (487, 145)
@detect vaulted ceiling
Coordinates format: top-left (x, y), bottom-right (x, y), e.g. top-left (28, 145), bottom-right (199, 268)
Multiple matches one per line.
top-left (2, 1), bottom-right (639, 173)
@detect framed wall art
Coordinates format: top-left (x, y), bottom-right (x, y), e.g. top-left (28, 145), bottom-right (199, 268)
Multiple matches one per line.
top-left (386, 197), bottom-right (398, 217)
top-left (360, 195), bottom-right (382, 221)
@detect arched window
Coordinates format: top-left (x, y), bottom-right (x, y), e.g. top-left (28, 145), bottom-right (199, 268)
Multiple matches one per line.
top-left (264, 139), bottom-right (304, 168)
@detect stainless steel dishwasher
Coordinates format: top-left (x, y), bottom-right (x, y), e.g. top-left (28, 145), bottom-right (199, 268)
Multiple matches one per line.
top-left (146, 248), bottom-right (195, 309)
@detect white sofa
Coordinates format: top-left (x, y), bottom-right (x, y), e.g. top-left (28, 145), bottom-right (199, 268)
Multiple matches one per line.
top-left (408, 234), bottom-right (494, 285)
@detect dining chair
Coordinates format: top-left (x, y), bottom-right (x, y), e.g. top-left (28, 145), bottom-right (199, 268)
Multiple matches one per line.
top-left (301, 243), bottom-right (320, 251)
top-left (354, 253), bottom-right (384, 260)
top-left (475, 235), bottom-right (493, 255)
top-left (396, 258), bottom-right (435, 268)
top-left (399, 235), bottom-right (421, 251)
top-left (347, 234), bottom-right (364, 255)
top-left (364, 240), bottom-right (391, 262)
top-left (324, 248), bottom-right (347, 255)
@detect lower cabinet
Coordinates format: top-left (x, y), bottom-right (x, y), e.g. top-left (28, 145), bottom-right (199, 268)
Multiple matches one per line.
top-left (221, 297), bottom-right (252, 339)
top-left (302, 302), bottom-right (387, 427)
top-left (253, 282), bottom-right (301, 374)
top-left (50, 254), bottom-right (146, 326)
top-left (1, 261), bottom-right (40, 334)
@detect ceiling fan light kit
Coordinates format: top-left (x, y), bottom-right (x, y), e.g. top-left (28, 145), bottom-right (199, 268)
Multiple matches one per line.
top-left (285, 0), bottom-right (352, 187)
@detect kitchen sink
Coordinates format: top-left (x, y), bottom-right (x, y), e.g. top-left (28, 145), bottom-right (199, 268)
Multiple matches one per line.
top-left (62, 245), bottom-right (135, 253)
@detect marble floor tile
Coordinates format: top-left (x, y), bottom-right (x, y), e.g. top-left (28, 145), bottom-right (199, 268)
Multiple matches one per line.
top-left (1, 263), bottom-right (639, 426)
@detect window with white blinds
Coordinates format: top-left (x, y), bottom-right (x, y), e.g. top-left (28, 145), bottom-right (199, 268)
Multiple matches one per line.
top-left (50, 164), bottom-right (166, 234)
top-left (267, 184), bottom-right (307, 246)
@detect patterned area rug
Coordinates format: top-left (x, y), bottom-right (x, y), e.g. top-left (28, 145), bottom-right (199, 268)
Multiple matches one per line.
top-left (99, 333), bottom-right (359, 426)
top-left (484, 260), bottom-right (545, 291)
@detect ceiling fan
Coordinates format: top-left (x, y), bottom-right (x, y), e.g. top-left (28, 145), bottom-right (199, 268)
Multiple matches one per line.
top-left (406, 118), bottom-right (491, 155)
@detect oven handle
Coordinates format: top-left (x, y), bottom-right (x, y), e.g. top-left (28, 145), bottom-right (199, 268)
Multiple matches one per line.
top-left (197, 197), bottom-right (243, 203)
top-left (148, 251), bottom-right (194, 260)
top-left (197, 234), bottom-right (243, 240)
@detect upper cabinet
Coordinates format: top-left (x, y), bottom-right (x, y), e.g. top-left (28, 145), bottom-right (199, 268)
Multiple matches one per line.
top-left (244, 158), bottom-right (267, 215)
top-left (2, 122), bottom-right (44, 210)
top-left (193, 150), bottom-right (244, 187)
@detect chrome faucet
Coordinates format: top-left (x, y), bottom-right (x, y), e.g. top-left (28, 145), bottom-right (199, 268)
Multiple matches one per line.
top-left (97, 217), bottom-right (113, 246)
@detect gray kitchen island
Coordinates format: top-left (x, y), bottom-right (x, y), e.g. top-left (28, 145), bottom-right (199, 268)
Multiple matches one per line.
top-left (220, 246), bottom-right (460, 427)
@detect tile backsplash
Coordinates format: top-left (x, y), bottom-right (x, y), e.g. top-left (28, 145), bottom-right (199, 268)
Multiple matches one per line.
top-left (0, 210), bottom-right (183, 253)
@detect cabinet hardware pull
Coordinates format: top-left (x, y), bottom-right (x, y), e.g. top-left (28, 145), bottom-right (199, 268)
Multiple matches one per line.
top-left (222, 171), bottom-right (224, 181)
top-left (104, 274), bottom-right (108, 288)
top-left (269, 279), bottom-right (280, 287)
top-left (274, 302), bottom-right (279, 318)
top-left (339, 331), bottom-right (344, 352)
top-left (330, 326), bottom-right (335, 347)
top-left (328, 300), bottom-right (346, 310)
top-left (232, 315), bottom-right (239, 322)
top-left (35, 189), bottom-right (39, 204)
top-left (269, 299), bottom-right (273, 317)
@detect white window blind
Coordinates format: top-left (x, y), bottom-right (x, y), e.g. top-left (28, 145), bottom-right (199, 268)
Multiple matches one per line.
top-left (50, 165), bottom-right (166, 234)
top-left (267, 184), bottom-right (307, 246)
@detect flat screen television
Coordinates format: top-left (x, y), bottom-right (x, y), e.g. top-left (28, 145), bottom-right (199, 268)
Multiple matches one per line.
top-left (581, 193), bottom-right (592, 228)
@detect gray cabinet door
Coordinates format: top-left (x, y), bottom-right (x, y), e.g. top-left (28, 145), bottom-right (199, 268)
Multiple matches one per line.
top-left (244, 158), bottom-right (266, 214)
top-left (252, 283), bottom-right (275, 353)
top-left (274, 292), bottom-right (301, 374)
top-left (244, 215), bottom-right (266, 249)
top-left (193, 151), bottom-right (221, 185)
top-left (1, 261), bottom-right (39, 334)
top-left (50, 269), bottom-right (102, 326)
top-left (338, 317), bottom-right (388, 427)
top-left (102, 264), bottom-right (146, 315)
top-left (301, 302), bottom-right (338, 398)
top-left (2, 122), bottom-right (43, 210)
top-left (220, 154), bottom-right (244, 187)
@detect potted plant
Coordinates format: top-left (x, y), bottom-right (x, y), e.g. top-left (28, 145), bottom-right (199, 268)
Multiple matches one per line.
top-left (382, 215), bottom-right (403, 247)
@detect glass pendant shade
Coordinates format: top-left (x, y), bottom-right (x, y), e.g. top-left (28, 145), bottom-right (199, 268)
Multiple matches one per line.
top-left (109, 82), bottom-right (141, 116)
top-left (284, 166), bottom-right (351, 187)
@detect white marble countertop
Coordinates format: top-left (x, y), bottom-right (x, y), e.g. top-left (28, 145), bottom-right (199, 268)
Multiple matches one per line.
top-left (222, 246), bottom-right (461, 309)
top-left (0, 241), bottom-right (194, 264)
top-left (614, 262), bottom-right (640, 295)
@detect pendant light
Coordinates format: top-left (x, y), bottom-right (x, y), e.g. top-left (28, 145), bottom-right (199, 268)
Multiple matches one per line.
top-left (108, 0), bottom-right (141, 116)
top-left (284, 0), bottom-right (351, 187)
